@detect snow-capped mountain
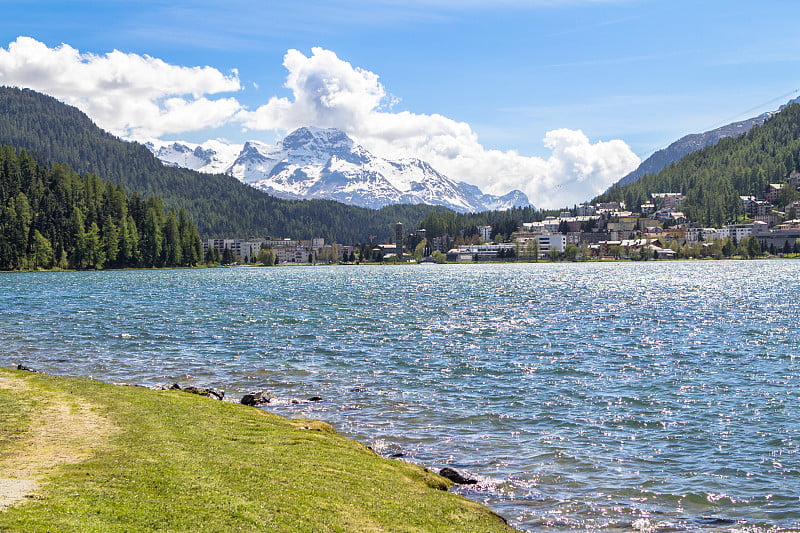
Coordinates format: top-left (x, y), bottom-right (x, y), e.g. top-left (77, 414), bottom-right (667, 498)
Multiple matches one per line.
top-left (144, 139), bottom-right (243, 175)
top-left (456, 182), bottom-right (532, 212)
top-left (145, 127), bottom-right (531, 213)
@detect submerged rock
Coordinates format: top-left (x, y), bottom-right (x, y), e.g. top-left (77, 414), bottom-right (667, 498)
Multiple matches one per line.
top-left (308, 396), bottom-right (323, 402)
top-left (240, 394), bottom-right (258, 406)
top-left (439, 467), bottom-right (478, 485)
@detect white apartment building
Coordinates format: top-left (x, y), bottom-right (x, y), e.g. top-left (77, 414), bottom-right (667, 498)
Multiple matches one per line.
top-left (685, 227), bottom-right (722, 242)
top-left (718, 221), bottom-right (769, 241)
top-left (204, 237), bottom-right (327, 263)
top-left (535, 234), bottom-right (566, 255)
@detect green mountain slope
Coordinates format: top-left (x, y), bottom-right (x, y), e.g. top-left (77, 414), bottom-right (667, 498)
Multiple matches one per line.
top-left (596, 103), bottom-right (800, 226)
top-left (0, 87), bottom-right (446, 241)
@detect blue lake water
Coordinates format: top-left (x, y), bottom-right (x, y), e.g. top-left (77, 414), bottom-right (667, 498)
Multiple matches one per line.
top-left (1, 262), bottom-right (799, 531)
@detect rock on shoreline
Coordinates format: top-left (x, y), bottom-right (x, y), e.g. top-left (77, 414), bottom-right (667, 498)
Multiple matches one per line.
top-left (155, 382), bottom-right (224, 401)
top-left (439, 467), bottom-right (479, 485)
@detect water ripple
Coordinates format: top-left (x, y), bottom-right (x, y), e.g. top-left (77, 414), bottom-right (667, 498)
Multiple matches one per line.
top-left (1, 262), bottom-right (799, 531)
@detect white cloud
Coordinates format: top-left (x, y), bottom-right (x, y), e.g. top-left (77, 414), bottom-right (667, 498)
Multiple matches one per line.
top-left (0, 36), bottom-right (242, 138)
top-left (0, 38), bottom-right (639, 207)
top-left (240, 48), bottom-right (387, 131)
top-left (238, 47), bottom-right (639, 208)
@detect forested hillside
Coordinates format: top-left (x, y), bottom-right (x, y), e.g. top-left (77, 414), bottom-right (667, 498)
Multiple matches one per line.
top-left (596, 104), bottom-right (800, 226)
top-left (611, 111), bottom-right (773, 189)
top-left (0, 87), bottom-right (447, 241)
top-left (0, 146), bottom-right (202, 270)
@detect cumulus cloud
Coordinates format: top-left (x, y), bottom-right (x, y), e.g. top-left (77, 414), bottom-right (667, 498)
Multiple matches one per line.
top-left (0, 36), bottom-right (242, 138)
top-left (0, 38), bottom-right (639, 207)
top-left (240, 48), bottom-right (388, 131)
top-left (238, 47), bottom-right (639, 208)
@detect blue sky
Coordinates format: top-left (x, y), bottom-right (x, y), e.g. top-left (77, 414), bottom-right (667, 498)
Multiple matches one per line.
top-left (0, 0), bottom-right (797, 207)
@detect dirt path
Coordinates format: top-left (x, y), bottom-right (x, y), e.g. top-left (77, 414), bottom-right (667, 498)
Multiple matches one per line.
top-left (0, 375), bottom-right (119, 511)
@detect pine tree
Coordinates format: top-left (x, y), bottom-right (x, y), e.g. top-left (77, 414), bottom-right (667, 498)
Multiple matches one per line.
top-left (30, 229), bottom-right (54, 269)
top-left (69, 206), bottom-right (87, 269)
top-left (162, 209), bottom-right (182, 267)
top-left (102, 216), bottom-right (120, 266)
top-left (85, 221), bottom-right (105, 269)
top-left (141, 203), bottom-right (164, 267)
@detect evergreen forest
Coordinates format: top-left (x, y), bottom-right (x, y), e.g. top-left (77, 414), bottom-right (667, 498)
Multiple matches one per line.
top-left (417, 206), bottom-right (571, 242)
top-left (0, 146), bottom-right (203, 270)
top-left (0, 86), bottom-right (448, 243)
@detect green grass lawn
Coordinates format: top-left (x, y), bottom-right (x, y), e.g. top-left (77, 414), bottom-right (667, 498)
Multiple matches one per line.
top-left (0, 387), bottom-right (39, 457)
top-left (0, 368), bottom-right (515, 532)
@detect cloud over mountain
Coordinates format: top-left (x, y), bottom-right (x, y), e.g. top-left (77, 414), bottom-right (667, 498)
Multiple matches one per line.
top-left (238, 47), bottom-right (639, 208)
top-left (0, 37), bottom-right (639, 208)
top-left (239, 48), bottom-right (388, 131)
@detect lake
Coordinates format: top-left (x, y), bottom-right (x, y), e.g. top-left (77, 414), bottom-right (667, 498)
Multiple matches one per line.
top-left (2, 261), bottom-right (798, 531)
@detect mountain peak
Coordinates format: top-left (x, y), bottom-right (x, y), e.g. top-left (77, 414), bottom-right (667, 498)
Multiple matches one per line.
top-left (281, 127), bottom-right (353, 153)
top-left (146, 126), bottom-right (532, 212)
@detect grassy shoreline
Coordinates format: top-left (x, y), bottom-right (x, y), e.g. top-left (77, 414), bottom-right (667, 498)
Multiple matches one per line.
top-left (0, 367), bottom-right (515, 532)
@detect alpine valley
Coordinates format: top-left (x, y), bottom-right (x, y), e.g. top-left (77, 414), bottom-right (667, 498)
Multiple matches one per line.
top-left (146, 127), bottom-right (531, 213)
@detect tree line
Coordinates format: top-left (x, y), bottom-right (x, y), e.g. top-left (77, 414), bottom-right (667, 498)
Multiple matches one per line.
top-left (0, 146), bottom-right (202, 270)
top-left (0, 86), bottom-right (449, 243)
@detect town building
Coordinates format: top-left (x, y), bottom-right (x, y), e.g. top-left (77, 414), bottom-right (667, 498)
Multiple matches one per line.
top-left (718, 221), bottom-right (769, 241)
top-left (640, 203), bottom-right (656, 215)
top-left (478, 225), bottom-right (492, 243)
top-left (204, 237), bottom-right (328, 263)
top-left (445, 243), bottom-right (519, 262)
top-left (432, 234), bottom-right (453, 253)
top-left (685, 227), bottom-right (722, 242)
top-left (595, 201), bottom-right (625, 212)
top-left (395, 222), bottom-right (404, 258)
top-left (535, 234), bottom-right (566, 255)
top-left (765, 183), bottom-right (784, 203)
top-left (651, 193), bottom-right (684, 210)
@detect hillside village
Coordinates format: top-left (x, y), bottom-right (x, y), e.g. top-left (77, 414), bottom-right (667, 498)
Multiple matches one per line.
top-left (442, 173), bottom-right (800, 261)
top-left (207, 171), bottom-right (800, 264)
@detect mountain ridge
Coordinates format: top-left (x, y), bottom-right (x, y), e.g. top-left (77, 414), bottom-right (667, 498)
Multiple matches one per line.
top-left (614, 113), bottom-right (773, 188)
top-left (595, 102), bottom-right (800, 227)
top-left (0, 86), bottom-right (451, 242)
top-left (146, 126), bottom-right (532, 213)
top-left (613, 96), bottom-right (800, 189)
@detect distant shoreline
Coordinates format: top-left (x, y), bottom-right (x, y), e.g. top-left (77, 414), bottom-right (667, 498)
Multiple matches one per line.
top-left (0, 253), bottom-right (797, 274)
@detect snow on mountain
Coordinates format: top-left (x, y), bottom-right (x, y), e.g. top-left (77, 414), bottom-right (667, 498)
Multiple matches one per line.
top-left (227, 140), bottom-right (285, 185)
top-left (145, 127), bottom-right (532, 213)
top-left (144, 139), bottom-right (242, 175)
top-left (457, 182), bottom-right (532, 212)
